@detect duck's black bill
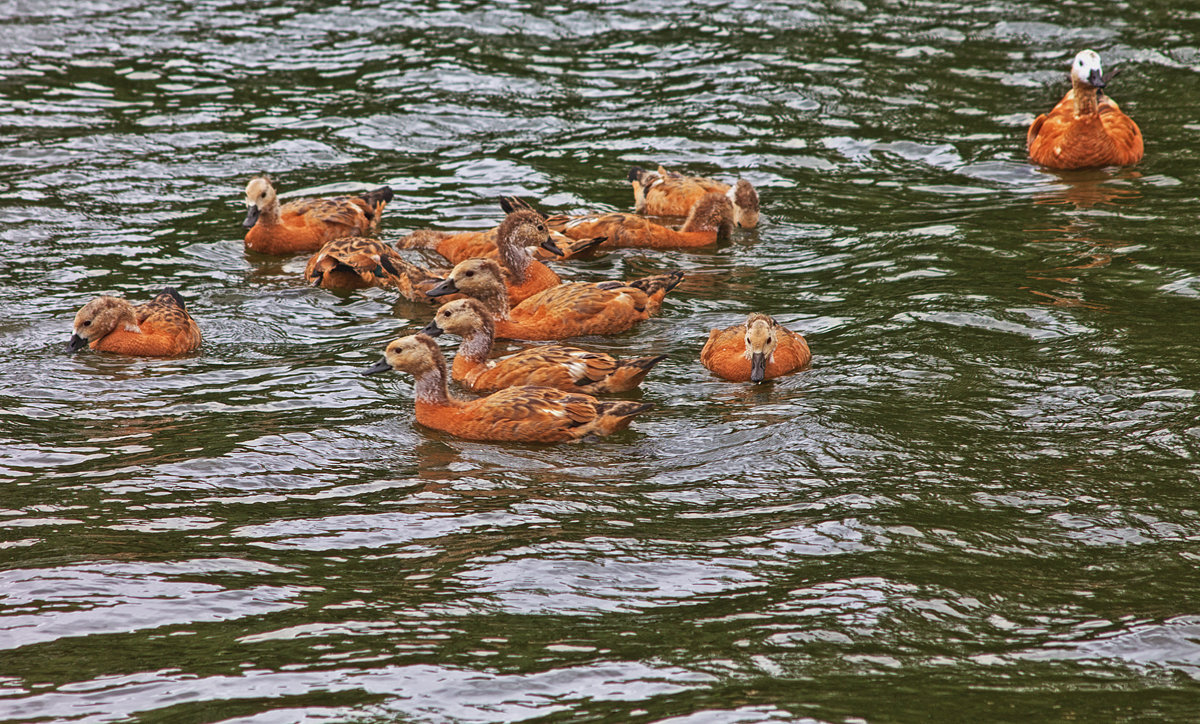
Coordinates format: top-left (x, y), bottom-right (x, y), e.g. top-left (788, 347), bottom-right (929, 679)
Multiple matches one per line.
top-left (425, 278), bottom-right (459, 297)
top-left (750, 352), bottom-right (767, 383)
top-left (362, 358), bottom-right (392, 375)
top-left (243, 206), bottom-right (261, 229)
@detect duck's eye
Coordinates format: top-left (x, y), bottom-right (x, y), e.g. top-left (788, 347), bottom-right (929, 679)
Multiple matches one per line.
top-left (766, 337), bottom-right (773, 344)
top-left (441, 310), bottom-right (450, 317)
top-left (259, 192), bottom-right (266, 199)
top-left (537, 224), bottom-right (546, 231)
top-left (83, 320), bottom-right (92, 327)
top-left (464, 271), bottom-right (475, 278)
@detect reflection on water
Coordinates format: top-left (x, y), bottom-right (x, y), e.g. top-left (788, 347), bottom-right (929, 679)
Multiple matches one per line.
top-left (2, 0), bottom-right (1200, 721)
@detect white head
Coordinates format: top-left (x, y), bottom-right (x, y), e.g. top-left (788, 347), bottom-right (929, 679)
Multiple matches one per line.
top-left (1070, 50), bottom-right (1104, 88)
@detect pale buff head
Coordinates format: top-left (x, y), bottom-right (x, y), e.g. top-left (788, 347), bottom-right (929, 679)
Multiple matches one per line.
top-left (743, 312), bottom-right (780, 383)
top-left (423, 298), bottom-right (493, 339)
top-left (68, 296), bottom-right (137, 352)
top-left (1070, 50), bottom-right (1104, 89)
top-left (243, 176), bottom-right (278, 228)
top-left (362, 334), bottom-right (445, 377)
top-left (729, 179), bottom-right (760, 228)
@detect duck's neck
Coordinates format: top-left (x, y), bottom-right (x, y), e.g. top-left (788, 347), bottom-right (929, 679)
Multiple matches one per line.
top-left (260, 198), bottom-right (282, 225)
top-left (496, 237), bottom-right (533, 285)
top-left (412, 359), bottom-right (453, 407)
top-left (457, 322), bottom-right (495, 365)
top-left (474, 286), bottom-right (512, 321)
top-left (1071, 82), bottom-right (1100, 117)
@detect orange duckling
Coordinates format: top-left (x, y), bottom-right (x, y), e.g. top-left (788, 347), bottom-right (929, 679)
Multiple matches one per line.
top-left (1027, 50), bottom-right (1143, 170)
top-left (422, 298), bottom-right (666, 394)
top-left (425, 257), bottom-right (683, 341)
top-left (630, 165), bottom-right (760, 229)
top-left (701, 313), bottom-right (811, 383)
top-left (242, 176), bottom-right (393, 255)
top-left (362, 334), bottom-right (653, 443)
top-left (303, 236), bottom-right (446, 301)
top-left (68, 288), bottom-right (201, 357)
top-left (543, 192), bottom-right (733, 250)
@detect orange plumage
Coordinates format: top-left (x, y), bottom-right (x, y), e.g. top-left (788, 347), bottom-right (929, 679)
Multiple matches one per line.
top-left (701, 312), bottom-right (811, 383)
top-left (362, 334), bottom-right (653, 443)
top-left (629, 165), bottom-right (760, 228)
top-left (543, 192), bottom-right (733, 250)
top-left (242, 176), bottom-right (393, 255)
top-left (425, 257), bottom-right (683, 341)
top-left (396, 198), bottom-right (603, 263)
top-left (1026, 50), bottom-right (1143, 170)
top-left (68, 288), bottom-right (201, 357)
top-left (422, 298), bottom-right (666, 394)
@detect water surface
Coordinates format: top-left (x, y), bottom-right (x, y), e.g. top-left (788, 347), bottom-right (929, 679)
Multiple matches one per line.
top-left (2, 0), bottom-right (1200, 721)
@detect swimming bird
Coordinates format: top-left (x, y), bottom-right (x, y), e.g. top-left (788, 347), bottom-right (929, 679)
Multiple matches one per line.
top-left (425, 257), bottom-right (684, 340)
top-left (543, 192), bottom-right (734, 249)
top-left (68, 288), bottom-right (201, 356)
top-left (422, 298), bottom-right (666, 394)
top-left (303, 236), bottom-right (446, 301)
top-left (242, 176), bottom-right (394, 255)
top-left (629, 165), bottom-right (760, 229)
top-left (362, 334), bottom-right (653, 442)
top-left (701, 312), bottom-right (811, 383)
top-left (396, 197), bottom-right (604, 263)
top-left (1026, 50), bottom-right (1143, 170)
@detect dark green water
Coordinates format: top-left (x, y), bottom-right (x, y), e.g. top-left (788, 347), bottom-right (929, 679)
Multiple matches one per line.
top-left (3, 0), bottom-right (1200, 721)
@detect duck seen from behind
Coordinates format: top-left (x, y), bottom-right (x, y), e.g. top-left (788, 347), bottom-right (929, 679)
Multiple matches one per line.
top-left (242, 176), bottom-right (394, 255)
top-left (629, 165), bottom-right (760, 229)
top-left (1026, 50), bottom-right (1143, 170)
top-left (701, 312), bottom-right (811, 383)
top-left (422, 298), bottom-right (666, 394)
top-left (68, 288), bottom-right (201, 357)
top-left (425, 257), bottom-right (684, 340)
top-left (544, 192), bottom-right (734, 249)
top-left (362, 334), bottom-right (653, 443)
top-left (303, 236), bottom-right (446, 301)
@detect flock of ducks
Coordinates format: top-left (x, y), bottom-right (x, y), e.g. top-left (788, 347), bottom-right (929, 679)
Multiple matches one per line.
top-left (68, 50), bottom-right (1144, 443)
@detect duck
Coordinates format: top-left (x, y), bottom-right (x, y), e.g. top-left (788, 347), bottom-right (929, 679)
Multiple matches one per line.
top-left (68, 288), bottom-right (201, 357)
top-left (700, 312), bottom-right (811, 383)
top-left (362, 334), bottom-right (653, 443)
top-left (543, 192), bottom-right (734, 249)
top-left (424, 257), bottom-right (684, 341)
top-left (421, 298), bottom-right (667, 394)
top-left (629, 165), bottom-right (760, 229)
top-left (303, 236), bottom-right (446, 301)
top-left (242, 176), bottom-right (394, 255)
top-left (396, 197), bottom-right (605, 263)
top-left (1026, 50), bottom-right (1143, 170)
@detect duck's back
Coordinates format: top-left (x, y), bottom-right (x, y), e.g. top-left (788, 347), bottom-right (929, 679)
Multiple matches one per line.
top-left (499, 282), bottom-right (650, 340)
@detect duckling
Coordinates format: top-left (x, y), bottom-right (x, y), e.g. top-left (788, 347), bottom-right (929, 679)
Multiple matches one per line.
top-left (422, 298), bottom-right (666, 394)
top-left (701, 312), bottom-right (811, 383)
top-left (362, 334), bottom-right (653, 443)
top-left (303, 236), bottom-right (446, 300)
top-left (543, 192), bottom-right (734, 249)
top-left (1027, 50), bottom-right (1143, 170)
top-left (425, 257), bottom-right (684, 341)
top-left (68, 288), bottom-right (201, 357)
top-left (242, 176), bottom-right (393, 255)
top-left (629, 165), bottom-right (760, 229)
